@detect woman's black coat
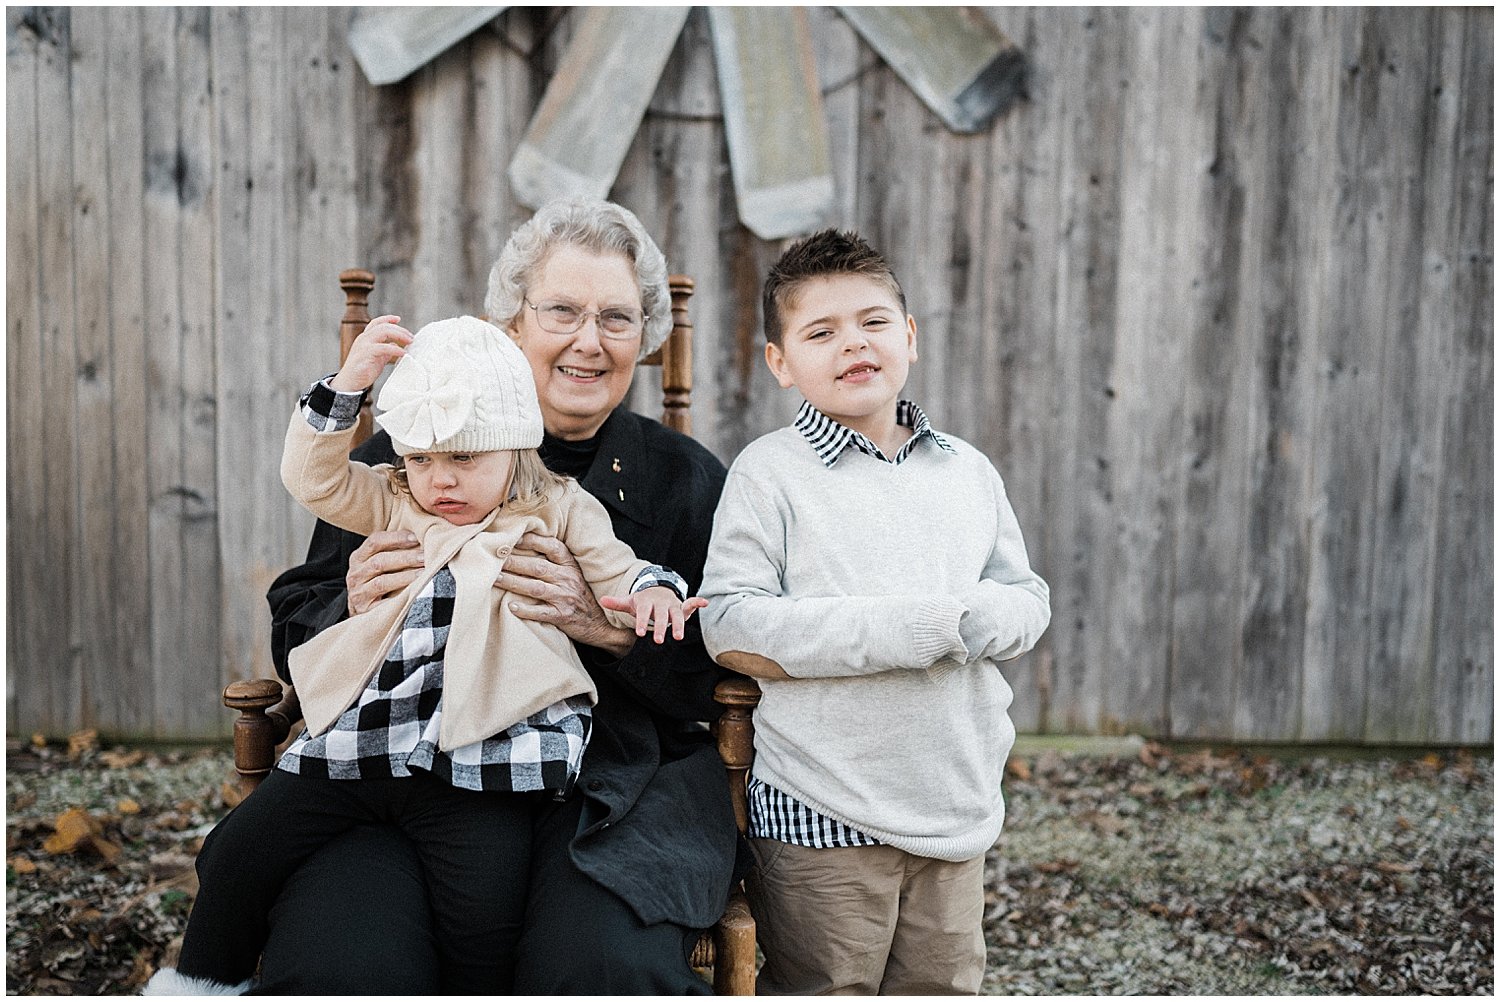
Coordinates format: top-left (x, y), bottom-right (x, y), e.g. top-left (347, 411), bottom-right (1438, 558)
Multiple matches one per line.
top-left (267, 406), bottom-right (740, 928)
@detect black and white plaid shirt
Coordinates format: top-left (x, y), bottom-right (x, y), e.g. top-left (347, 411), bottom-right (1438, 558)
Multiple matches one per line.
top-left (278, 378), bottom-right (686, 795)
top-left (279, 566), bottom-right (594, 793)
top-left (746, 399), bottom-right (956, 847)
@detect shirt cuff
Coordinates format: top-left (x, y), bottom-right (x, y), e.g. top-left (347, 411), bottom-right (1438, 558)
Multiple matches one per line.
top-left (630, 564), bottom-right (689, 600)
top-left (299, 375), bottom-right (366, 432)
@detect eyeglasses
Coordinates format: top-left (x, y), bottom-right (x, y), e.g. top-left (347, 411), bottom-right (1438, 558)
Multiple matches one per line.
top-left (524, 298), bottom-right (646, 340)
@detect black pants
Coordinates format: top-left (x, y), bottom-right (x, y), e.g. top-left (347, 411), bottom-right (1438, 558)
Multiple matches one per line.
top-left (252, 790), bottom-right (711, 994)
top-left (179, 770), bottom-right (534, 992)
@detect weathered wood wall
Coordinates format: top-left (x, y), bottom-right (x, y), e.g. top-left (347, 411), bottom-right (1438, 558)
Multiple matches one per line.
top-left (7, 7), bottom-right (1492, 743)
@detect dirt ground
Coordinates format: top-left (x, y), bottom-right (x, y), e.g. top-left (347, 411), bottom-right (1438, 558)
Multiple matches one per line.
top-left (5, 733), bottom-right (1492, 995)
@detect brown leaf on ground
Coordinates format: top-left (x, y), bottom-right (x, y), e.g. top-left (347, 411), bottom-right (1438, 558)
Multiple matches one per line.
top-left (40, 808), bottom-right (124, 865)
top-left (221, 781), bottom-right (246, 809)
top-left (89, 835), bottom-right (124, 867)
top-left (1139, 741), bottom-right (1169, 767)
top-left (1006, 758), bottom-right (1032, 781)
top-left (43, 808), bottom-right (102, 855)
top-left (30, 732), bottom-right (46, 749)
top-left (100, 748), bottom-right (146, 769)
top-left (1078, 810), bottom-right (1129, 836)
top-left (67, 729), bottom-right (99, 759)
top-left (10, 855), bottom-right (38, 874)
top-left (117, 798), bottom-right (142, 815)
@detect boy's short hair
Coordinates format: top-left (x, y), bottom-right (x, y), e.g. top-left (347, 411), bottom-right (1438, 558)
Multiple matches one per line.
top-left (762, 229), bottom-right (907, 346)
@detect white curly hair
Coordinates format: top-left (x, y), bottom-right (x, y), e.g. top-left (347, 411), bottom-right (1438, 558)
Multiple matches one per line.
top-left (484, 197), bottom-right (672, 359)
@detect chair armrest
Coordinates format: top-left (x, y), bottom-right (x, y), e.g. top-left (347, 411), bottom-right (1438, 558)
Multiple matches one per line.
top-left (712, 677), bottom-right (761, 835)
top-left (223, 679), bottom-right (302, 798)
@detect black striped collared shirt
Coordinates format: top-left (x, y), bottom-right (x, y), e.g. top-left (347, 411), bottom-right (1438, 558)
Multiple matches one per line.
top-left (792, 398), bottom-right (956, 468)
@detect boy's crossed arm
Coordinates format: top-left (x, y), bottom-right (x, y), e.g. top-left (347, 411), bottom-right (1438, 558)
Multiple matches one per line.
top-left (698, 463), bottom-right (1051, 681)
top-left (698, 474), bottom-right (970, 680)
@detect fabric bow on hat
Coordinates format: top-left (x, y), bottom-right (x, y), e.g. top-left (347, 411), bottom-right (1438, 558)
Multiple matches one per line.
top-left (376, 353), bottom-right (475, 451)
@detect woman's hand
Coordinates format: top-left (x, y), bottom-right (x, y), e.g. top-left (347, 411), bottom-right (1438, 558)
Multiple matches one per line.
top-left (330, 315), bottom-right (412, 393)
top-left (600, 588), bottom-right (708, 645)
top-left (496, 532), bottom-right (637, 658)
top-left (347, 530), bottom-right (425, 616)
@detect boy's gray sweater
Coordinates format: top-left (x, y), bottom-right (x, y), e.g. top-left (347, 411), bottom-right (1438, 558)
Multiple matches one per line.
top-left (699, 426), bottom-right (1051, 862)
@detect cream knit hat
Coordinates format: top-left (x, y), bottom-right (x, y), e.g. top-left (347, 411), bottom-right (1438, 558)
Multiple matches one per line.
top-left (375, 316), bottom-right (543, 456)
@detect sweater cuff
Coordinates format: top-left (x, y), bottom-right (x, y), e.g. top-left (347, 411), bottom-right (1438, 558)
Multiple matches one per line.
top-left (912, 596), bottom-right (967, 668)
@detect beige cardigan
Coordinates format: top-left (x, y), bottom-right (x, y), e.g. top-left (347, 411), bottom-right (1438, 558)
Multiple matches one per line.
top-left (280, 412), bottom-right (651, 750)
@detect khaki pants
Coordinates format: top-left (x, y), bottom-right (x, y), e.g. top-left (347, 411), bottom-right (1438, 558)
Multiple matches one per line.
top-left (747, 838), bottom-right (986, 995)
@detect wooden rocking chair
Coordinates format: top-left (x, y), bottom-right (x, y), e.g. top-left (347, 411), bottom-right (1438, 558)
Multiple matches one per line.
top-left (223, 269), bottom-right (761, 994)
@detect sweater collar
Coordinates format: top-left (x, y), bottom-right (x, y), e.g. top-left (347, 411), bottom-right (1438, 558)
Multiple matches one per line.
top-left (792, 399), bottom-right (956, 468)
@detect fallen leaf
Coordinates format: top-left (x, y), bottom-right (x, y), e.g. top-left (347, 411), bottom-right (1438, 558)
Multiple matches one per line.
top-left (100, 748), bottom-right (145, 769)
top-left (43, 808), bottom-right (103, 855)
top-left (1006, 758), bottom-right (1032, 781)
top-left (88, 834), bottom-right (124, 866)
top-left (1036, 858), bottom-right (1080, 874)
top-left (116, 798), bottom-right (141, 815)
top-left (66, 729), bottom-right (98, 758)
top-left (1078, 810), bottom-right (1128, 836)
top-left (1127, 782), bottom-right (1156, 798)
top-left (9, 855), bottom-right (38, 874)
top-left (1375, 861), bottom-right (1415, 874)
top-left (30, 733), bottom-right (46, 749)
top-left (220, 781), bottom-right (246, 810)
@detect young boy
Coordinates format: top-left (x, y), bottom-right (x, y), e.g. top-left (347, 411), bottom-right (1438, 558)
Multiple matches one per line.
top-left (698, 230), bottom-right (1051, 995)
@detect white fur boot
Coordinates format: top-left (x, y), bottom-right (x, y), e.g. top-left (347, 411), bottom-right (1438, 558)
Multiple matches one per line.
top-left (141, 968), bottom-right (252, 995)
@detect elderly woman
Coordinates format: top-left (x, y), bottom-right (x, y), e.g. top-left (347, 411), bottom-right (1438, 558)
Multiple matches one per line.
top-left (260, 198), bottom-right (739, 994)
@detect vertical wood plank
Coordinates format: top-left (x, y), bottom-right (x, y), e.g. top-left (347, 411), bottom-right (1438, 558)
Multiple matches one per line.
top-left (1299, 9), bottom-right (1384, 742)
top-left (810, 6), bottom-right (863, 228)
top-left (1234, 9), bottom-right (1337, 742)
top-left (7, 7), bottom-right (47, 731)
top-left (172, 7), bottom-right (221, 736)
top-left (463, 16), bottom-right (530, 319)
top-left (1167, 8), bottom-right (1256, 741)
top-left (970, 7), bottom-right (1061, 734)
top-left (213, 6), bottom-right (286, 717)
top-left (280, 7), bottom-right (360, 577)
top-left (69, 7), bottom-right (122, 732)
top-left (102, 6), bottom-right (152, 736)
top-left (1429, 8), bottom-right (1494, 745)
top-left (1047, 8), bottom-right (1129, 735)
top-left (407, 27), bottom-right (476, 323)
top-left (1098, 9), bottom-right (1191, 736)
top-left (1361, 9), bottom-right (1445, 743)
top-left (32, 8), bottom-right (84, 734)
top-left (142, 5), bottom-right (186, 737)
top-left (632, 8), bottom-right (775, 461)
